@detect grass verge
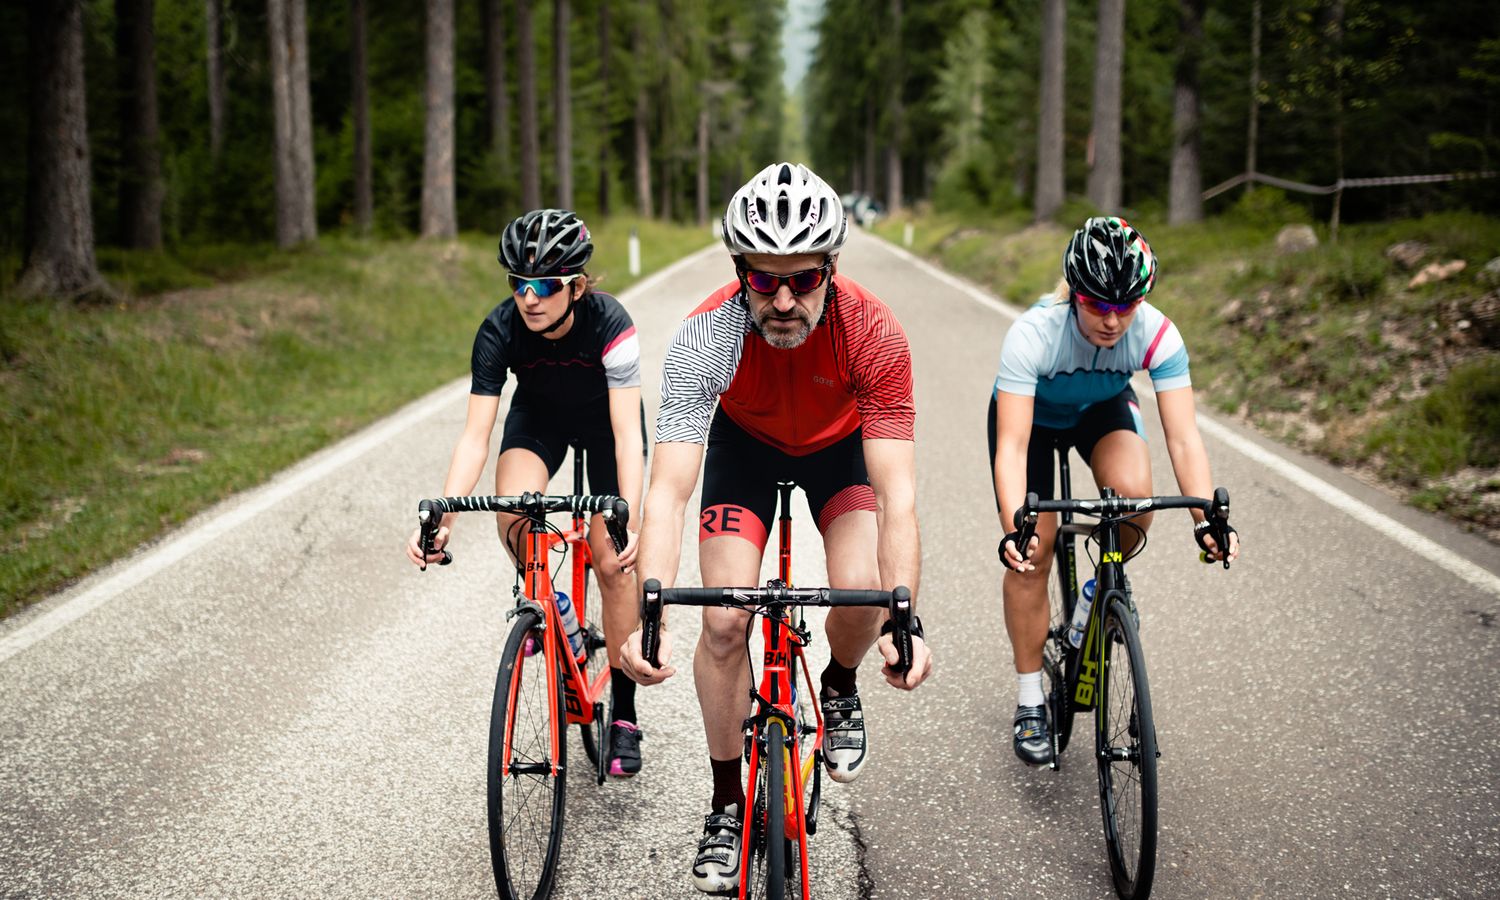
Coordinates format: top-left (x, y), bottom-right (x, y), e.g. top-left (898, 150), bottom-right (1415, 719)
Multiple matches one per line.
top-left (0, 218), bottom-right (713, 615)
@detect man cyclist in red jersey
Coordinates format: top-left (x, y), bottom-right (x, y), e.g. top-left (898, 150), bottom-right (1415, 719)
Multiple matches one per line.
top-left (619, 162), bottom-right (933, 895)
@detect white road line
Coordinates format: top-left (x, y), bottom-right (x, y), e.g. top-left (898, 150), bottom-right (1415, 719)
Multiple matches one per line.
top-left (864, 229), bottom-right (1500, 598)
top-left (0, 241), bottom-right (721, 666)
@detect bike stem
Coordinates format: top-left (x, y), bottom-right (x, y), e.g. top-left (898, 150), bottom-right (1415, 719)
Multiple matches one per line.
top-left (777, 482), bottom-right (794, 585)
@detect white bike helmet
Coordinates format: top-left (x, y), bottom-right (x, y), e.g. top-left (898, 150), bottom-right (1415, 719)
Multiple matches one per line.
top-left (722, 162), bottom-right (848, 257)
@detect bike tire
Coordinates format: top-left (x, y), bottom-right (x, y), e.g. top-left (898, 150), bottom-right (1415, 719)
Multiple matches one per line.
top-left (575, 561), bottom-right (612, 773)
top-left (1096, 596), bottom-right (1158, 900)
top-left (745, 720), bottom-right (788, 900)
top-left (487, 606), bottom-right (567, 900)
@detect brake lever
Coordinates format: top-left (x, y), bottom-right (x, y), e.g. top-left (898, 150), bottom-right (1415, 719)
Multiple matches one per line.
top-left (417, 500), bottom-right (453, 572)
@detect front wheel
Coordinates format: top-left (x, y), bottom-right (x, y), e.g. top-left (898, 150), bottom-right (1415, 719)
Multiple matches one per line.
top-left (1095, 597), bottom-right (1158, 899)
top-left (487, 606), bottom-right (567, 900)
top-left (745, 720), bottom-right (793, 899)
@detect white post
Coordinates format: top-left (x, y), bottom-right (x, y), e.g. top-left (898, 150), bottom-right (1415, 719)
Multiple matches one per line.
top-left (628, 227), bottom-right (641, 277)
top-left (903, 222), bottom-right (914, 248)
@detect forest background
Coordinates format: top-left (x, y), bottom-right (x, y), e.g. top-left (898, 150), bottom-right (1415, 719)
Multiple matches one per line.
top-left (2, 0), bottom-right (1498, 612)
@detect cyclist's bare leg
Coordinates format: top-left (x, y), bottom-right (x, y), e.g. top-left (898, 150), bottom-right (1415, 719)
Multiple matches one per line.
top-left (821, 509), bottom-right (884, 668)
top-left (493, 447), bottom-right (550, 567)
top-left (588, 516), bottom-right (636, 670)
top-left (697, 534), bottom-right (763, 759)
top-left (1003, 512), bottom-right (1058, 673)
top-left (1088, 430), bottom-right (1154, 554)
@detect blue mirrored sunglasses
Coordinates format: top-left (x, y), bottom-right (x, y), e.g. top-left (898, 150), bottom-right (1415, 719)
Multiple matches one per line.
top-left (508, 273), bottom-right (582, 298)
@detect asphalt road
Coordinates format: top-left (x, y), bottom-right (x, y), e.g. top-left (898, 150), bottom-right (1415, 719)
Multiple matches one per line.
top-left (2, 229), bottom-right (1497, 899)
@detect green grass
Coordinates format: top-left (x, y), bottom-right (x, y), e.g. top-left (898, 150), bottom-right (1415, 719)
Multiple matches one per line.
top-left (871, 204), bottom-right (1500, 537)
top-left (0, 218), bottom-right (714, 614)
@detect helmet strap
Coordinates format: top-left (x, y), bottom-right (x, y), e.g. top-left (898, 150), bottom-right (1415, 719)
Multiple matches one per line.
top-left (538, 284), bottom-right (582, 335)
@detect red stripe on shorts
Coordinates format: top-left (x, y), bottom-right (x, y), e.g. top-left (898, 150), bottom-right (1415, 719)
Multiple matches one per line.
top-left (699, 504), bottom-right (769, 549)
top-left (816, 485), bottom-right (877, 534)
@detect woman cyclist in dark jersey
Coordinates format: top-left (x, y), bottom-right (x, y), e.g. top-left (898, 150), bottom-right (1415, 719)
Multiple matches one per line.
top-left (404, 208), bottom-right (649, 776)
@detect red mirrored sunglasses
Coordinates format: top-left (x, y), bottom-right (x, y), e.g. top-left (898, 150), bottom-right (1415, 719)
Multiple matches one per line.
top-left (1073, 290), bottom-right (1143, 316)
top-left (741, 264), bottom-right (831, 295)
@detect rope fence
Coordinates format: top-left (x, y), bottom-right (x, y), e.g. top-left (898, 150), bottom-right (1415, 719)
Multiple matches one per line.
top-left (1202, 170), bottom-right (1498, 201)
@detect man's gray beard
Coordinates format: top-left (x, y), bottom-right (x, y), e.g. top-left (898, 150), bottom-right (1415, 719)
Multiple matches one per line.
top-left (754, 316), bottom-right (811, 349)
top-left (749, 298), bottom-right (822, 349)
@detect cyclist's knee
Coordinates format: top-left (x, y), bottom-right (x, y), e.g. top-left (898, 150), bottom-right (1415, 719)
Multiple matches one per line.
top-left (1008, 570), bottom-right (1056, 606)
top-left (699, 609), bottom-right (750, 660)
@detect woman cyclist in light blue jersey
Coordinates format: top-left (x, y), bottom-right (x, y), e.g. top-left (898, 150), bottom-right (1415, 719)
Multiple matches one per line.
top-left (991, 217), bottom-right (1240, 766)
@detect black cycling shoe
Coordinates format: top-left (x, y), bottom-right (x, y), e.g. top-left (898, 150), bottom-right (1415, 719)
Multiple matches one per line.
top-left (1013, 704), bottom-right (1052, 766)
top-left (606, 720), bottom-right (643, 777)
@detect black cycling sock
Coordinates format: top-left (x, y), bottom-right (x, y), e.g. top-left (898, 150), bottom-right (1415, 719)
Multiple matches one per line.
top-left (610, 668), bottom-right (637, 724)
top-left (821, 658), bottom-right (858, 698)
top-left (710, 756), bottom-right (745, 813)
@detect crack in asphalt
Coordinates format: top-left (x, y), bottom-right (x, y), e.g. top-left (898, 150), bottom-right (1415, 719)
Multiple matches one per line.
top-left (830, 802), bottom-right (877, 899)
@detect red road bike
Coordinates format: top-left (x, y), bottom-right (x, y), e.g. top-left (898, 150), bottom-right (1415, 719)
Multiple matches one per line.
top-left (640, 482), bottom-right (915, 899)
top-left (416, 446), bottom-right (628, 900)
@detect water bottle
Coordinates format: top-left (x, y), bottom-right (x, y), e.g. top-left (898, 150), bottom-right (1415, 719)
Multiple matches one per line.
top-left (554, 591), bottom-right (586, 660)
top-left (1067, 579), bottom-right (1096, 649)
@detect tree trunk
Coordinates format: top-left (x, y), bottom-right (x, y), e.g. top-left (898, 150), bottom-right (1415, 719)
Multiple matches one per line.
top-left (205, 0), bottom-right (225, 161)
top-left (18, 0), bottom-right (106, 299)
top-left (421, 0), bottom-right (456, 237)
top-left (268, 0), bottom-right (316, 247)
top-left (117, 0), bottom-right (163, 250)
top-left (1034, 0), bottom-right (1065, 221)
top-left (597, 0), bottom-right (610, 215)
top-left (1329, 0), bottom-right (1345, 241)
top-left (1086, 0), bottom-right (1124, 213)
top-left (553, 0), bottom-right (572, 208)
top-left (1167, 0), bottom-right (1204, 224)
top-left (482, 0), bottom-right (511, 177)
top-left (696, 104), bottom-right (709, 226)
top-left (351, 0), bottom-right (372, 233)
top-left (884, 0), bottom-right (903, 213)
top-left (1245, 0), bottom-right (1260, 190)
top-left (631, 21), bottom-right (652, 218)
top-left (516, 0), bottom-right (541, 209)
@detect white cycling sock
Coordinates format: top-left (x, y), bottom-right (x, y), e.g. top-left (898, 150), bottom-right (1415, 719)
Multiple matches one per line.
top-left (1017, 670), bottom-right (1044, 708)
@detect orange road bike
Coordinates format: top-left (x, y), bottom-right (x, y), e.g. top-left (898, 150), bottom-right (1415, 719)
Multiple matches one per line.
top-left (1011, 441), bottom-right (1235, 900)
top-left (640, 482), bottom-right (916, 900)
top-left (416, 446), bottom-right (628, 900)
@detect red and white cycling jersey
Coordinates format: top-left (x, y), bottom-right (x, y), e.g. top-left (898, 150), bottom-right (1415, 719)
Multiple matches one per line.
top-left (656, 274), bottom-right (915, 455)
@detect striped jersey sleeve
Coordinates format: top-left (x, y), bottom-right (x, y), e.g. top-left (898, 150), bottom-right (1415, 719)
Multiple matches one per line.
top-left (594, 293), bottom-right (642, 389)
top-left (832, 283), bottom-right (916, 441)
top-left (655, 289), bottom-right (748, 444)
top-left (1139, 309), bottom-right (1191, 392)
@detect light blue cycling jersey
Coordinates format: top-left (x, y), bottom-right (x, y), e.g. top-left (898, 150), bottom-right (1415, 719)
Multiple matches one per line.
top-left (994, 296), bottom-right (1191, 430)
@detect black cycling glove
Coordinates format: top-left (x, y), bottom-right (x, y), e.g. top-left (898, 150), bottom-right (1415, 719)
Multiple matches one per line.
top-left (998, 533), bottom-right (1029, 572)
top-left (1194, 519), bottom-right (1237, 556)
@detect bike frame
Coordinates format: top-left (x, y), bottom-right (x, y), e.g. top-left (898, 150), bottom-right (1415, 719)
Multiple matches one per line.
top-left (501, 447), bottom-right (610, 780)
top-left (1051, 446), bottom-right (1130, 724)
top-left (739, 482), bottom-right (822, 899)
